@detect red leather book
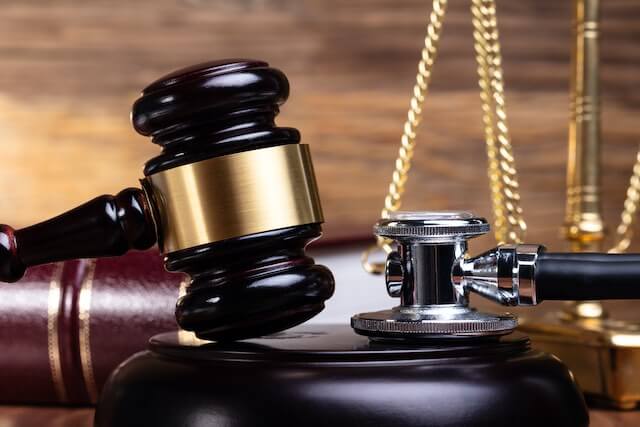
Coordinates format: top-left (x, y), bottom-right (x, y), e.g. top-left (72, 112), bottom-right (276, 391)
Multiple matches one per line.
top-left (0, 250), bottom-right (184, 405)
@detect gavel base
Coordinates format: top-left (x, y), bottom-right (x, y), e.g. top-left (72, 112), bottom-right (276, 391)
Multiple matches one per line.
top-left (95, 325), bottom-right (588, 427)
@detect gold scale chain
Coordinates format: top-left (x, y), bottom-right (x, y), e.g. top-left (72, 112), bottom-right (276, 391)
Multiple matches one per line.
top-left (470, 0), bottom-right (526, 245)
top-left (610, 147), bottom-right (640, 253)
top-left (361, 0), bottom-right (448, 274)
top-left (362, 0), bottom-right (525, 273)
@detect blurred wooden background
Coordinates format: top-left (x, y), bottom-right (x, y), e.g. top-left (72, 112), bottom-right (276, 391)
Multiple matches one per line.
top-left (0, 0), bottom-right (639, 250)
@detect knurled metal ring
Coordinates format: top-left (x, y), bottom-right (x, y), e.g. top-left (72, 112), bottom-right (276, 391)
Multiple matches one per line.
top-left (374, 211), bottom-right (490, 242)
top-left (351, 307), bottom-right (517, 339)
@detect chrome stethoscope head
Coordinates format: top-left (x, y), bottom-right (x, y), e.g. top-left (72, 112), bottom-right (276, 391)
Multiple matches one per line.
top-left (351, 211), bottom-right (521, 340)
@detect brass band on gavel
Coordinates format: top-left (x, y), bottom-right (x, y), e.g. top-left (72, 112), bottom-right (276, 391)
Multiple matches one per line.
top-left (143, 144), bottom-right (323, 254)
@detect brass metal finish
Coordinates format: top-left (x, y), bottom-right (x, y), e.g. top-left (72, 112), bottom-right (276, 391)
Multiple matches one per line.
top-left (470, 0), bottom-right (526, 245)
top-left (46, 263), bottom-right (67, 403)
top-left (520, 316), bottom-right (640, 410)
top-left (610, 148), bottom-right (640, 253)
top-left (563, 0), bottom-right (605, 319)
top-left (564, 0), bottom-right (604, 251)
top-left (524, 0), bottom-right (640, 409)
top-left (78, 260), bottom-right (98, 404)
top-left (145, 144), bottom-right (324, 254)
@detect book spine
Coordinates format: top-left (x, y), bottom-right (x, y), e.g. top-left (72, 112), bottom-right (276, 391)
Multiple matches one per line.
top-left (0, 250), bottom-right (184, 405)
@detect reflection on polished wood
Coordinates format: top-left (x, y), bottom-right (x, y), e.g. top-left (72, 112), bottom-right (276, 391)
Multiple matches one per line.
top-left (0, 406), bottom-right (634, 426)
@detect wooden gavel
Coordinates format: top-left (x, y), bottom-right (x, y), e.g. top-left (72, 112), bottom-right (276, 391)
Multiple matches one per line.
top-left (0, 59), bottom-right (335, 341)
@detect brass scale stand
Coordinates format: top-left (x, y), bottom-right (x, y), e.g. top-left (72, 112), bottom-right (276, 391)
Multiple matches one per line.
top-left (362, 0), bottom-right (640, 409)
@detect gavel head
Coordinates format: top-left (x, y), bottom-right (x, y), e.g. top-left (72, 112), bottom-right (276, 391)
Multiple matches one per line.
top-left (133, 59), bottom-right (334, 341)
top-left (0, 59), bottom-right (334, 342)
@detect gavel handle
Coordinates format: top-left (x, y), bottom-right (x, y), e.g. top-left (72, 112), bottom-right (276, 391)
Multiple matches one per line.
top-left (0, 188), bottom-right (157, 282)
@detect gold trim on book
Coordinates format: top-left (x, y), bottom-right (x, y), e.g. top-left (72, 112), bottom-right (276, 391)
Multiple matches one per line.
top-left (143, 144), bottom-right (324, 254)
top-left (47, 262), bottom-right (67, 403)
top-left (78, 259), bottom-right (98, 404)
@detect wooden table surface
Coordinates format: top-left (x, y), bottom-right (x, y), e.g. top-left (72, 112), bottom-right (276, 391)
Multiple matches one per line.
top-left (0, 406), bottom-right (635, 426)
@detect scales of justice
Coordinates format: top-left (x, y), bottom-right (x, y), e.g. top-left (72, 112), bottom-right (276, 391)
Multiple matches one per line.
top-left (0, 0), bottom-right (639, 425)
top-left (361, 0), bottom-right (640, 410)
top-left (362, 0), bottom-right (640, 409)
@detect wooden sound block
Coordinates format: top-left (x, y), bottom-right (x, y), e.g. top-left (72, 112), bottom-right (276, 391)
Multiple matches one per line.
top-left (95, 324), bottom-right (588, 427)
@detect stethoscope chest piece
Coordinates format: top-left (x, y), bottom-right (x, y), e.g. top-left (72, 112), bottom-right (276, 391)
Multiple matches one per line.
top-left (351, 211), bottom-right (517, 340)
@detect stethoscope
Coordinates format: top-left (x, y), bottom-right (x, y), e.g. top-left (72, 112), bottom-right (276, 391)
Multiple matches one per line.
top-left (352, 211), bottom-right (640, 340)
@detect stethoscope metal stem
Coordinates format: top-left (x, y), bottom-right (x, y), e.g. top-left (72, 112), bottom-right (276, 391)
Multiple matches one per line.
top-left (352, 211), bottom-right (518, 340)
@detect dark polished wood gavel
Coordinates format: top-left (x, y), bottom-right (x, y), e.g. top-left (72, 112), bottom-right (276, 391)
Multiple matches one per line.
top-left (0, 59), bottom-right (335, 341)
